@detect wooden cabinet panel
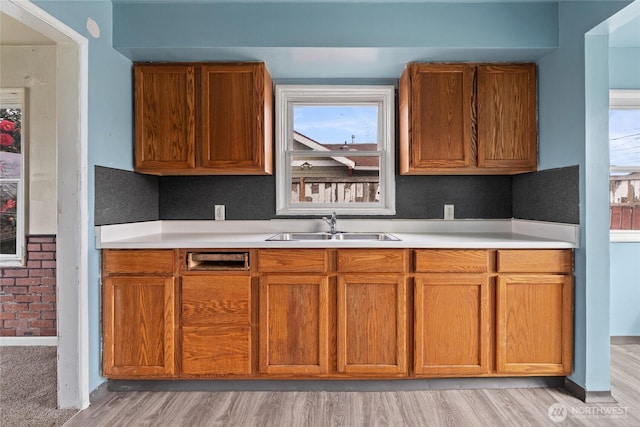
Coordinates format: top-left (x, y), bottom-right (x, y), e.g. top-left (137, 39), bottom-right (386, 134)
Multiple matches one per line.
top-left (103, 250), bottom-right (175, 276)
top-left (399, 63), bottom-right (473, 174)
top-left (134, 65), bottom-right (196, 172)
top-left (259, 275), bottom-right (329, 375)
top-left (496, 274), bottom-right (573, 375)
top-left (182, 326), bottom-right (251, 375)
top-left (133, 62), bottom-right (272, 175)
top-left (497, 249), bottom-right (572, 273)
top-left (414, 274), bottom-right (490, 376)
top-left (180, 275), bottom-right (252, 375)
top-left (337, 275), bottom-right (407, 374)
top-left (337, 249), bottom-right (407, 273)
top-left (415, 249), bottom-right (490, 273)
top-left (103, 276), bottom-right (175, 377)
top-left (258, 249), bottom-right (328, 273)
top-left (400, 62), bottom-right (537, 175)
top-left (182, 276), bottom-right (251, 325)
top-left (477, 64), bottom-right (537, 172)
top-left (200, 63), bottom-right (272, 174)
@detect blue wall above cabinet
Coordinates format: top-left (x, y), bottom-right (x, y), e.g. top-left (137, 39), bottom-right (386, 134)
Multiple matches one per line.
top-left (112, 2), bottom-right (559, 78)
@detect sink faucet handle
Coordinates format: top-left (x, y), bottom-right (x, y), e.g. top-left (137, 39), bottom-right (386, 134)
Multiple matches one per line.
top-left (322, 212), bottom-right (338, 234)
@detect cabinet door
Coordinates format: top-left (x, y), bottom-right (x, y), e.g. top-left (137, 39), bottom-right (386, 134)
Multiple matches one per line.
top-left (134, 64), bottom-right (196, 172)
top-left (259, 275), bottom-right (329, 375)
top-left (181, 275), bottom-right (252, 375)
top-left (496, 274), bottom-right (573, 375)
top-left (399, 63), bottom-right (473, 174)
top-left (477, 64), bottom-right (537, 173)
top-left (103, 276), bottom-right (175, 377)
top-left (414, 274), bottom-right (490, 376)
top-left (200, 63), bottom-right (272, 174)
top-left (337, 274), bottom-right (407, 374)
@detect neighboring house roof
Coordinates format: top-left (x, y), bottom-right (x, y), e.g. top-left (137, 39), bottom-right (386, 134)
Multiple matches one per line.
top-left (293, 131), bottom-right (378, 170)
top-left (611, 172), bottom-right (640, 181)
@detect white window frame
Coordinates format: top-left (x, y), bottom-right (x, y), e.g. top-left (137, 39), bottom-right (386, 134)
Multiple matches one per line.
top-left (275, 85), bottom-right (395, 216)
top-left (0, 88), bottom-right (26, 266)
top-left (609, 89), bottom-right (640, 242)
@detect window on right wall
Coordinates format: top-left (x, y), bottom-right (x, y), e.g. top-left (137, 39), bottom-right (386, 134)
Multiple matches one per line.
top-left (609, 89), bottom-right (640, 240)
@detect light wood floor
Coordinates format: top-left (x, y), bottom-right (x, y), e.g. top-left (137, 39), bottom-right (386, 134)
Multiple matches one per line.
top-left (64, 345), bottom-right (640, 427)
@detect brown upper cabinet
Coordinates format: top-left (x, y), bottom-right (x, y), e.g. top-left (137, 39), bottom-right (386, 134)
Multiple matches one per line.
top-left (134, 62), bottom-right (273, 175)
top-left (399, 63), bottom-right (537, 175)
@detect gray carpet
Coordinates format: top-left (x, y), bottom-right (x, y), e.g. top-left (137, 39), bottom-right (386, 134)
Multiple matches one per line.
top-left (0, 346), bottom-right (77, 427)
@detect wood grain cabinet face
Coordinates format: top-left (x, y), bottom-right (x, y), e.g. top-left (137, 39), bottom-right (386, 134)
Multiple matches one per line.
top-left (496, 274), bottom-right (573, 375)
top-left (102, 250), bottom-right (176, 378)
top-left (495, 249), bottom-right (573, 375)
top-left (200, 63), bottom-right (272, 174)
top-left (399, 62), bottom-right (537, 175)
top-left (477, 64), bottom-right (537, 172)
top-left (337, 274), bottom-right (407, 374)
top-left (259, 275), bottom-right (330, 375)
top-left (102, 276), bottom-right (175, 378)
top-left (181, 275), bottom-right (252, 376)
top-left (134, 62), bottom-right (272, 175)
top-left (414, 274), bottom-right (490, 376)
top-left (134, 65), bottom-right (196, 172)
top-left (399, 63), bottom-right (473, 174)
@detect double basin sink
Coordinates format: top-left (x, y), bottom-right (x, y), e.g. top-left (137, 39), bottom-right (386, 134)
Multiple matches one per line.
top-left (266, 232), bottom-right (400, 241)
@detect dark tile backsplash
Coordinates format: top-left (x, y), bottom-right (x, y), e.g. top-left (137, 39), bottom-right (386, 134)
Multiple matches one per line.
top-left (512, 165), bottom-right (579, 224)
top-left (159, 175), bottom-right (276, 220)
top-left (94, 166), bottom-right (160, 225)
top-left (94, 165), bottom-right (579, 225)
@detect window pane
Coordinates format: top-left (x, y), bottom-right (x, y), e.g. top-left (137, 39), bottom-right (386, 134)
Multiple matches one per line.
top-left (291, 155), bottom-right (380, 204)
top-left (609, 109), bottom-right (640, 168)
top-left (0, 182), bottom-right (18, 255)
top-left (293, 105), bottom-right (378, 150)
top-left (0, 109), bottom-right (22, 179)
top-left (610, 108), bottom-right (640, 230)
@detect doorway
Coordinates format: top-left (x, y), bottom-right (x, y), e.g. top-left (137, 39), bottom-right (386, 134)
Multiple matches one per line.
top-left (0, 0), bottom-right (89, 409)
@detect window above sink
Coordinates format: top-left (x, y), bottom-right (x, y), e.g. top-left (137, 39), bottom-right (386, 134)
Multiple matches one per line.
top-left (274, 85), bottom-right (396, 216)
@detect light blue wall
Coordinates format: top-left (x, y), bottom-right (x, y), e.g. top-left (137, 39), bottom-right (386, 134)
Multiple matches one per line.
top-left (610, 243), bottom-right (640, 335)
top-left (112, 2), bottom-right (559, 78)
top-left (32, 0), bottom-right (133, 392)
top-left (610, 47), bottom-right (640, 88)
top-left (609, 42), bottom-right (640, 337)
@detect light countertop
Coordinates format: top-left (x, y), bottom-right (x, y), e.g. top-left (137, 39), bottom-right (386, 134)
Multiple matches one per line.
top-left (96, 219), bottom-right (579, 249)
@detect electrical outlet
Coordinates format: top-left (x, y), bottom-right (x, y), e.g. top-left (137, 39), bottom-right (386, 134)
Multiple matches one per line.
top-left (444, 204), bottom-right (454, 220)
top-left (214, 205), bottom-right (225, 221)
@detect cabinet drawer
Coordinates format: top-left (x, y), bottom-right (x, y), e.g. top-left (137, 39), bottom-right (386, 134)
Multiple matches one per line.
top-left (103, 250), bottom-right (175, 275)
top-left (337, 249), bottom-right (407, 273)
top-left (258, 249), bottom-right (328, 273)
top-left (415, 250), bottom-right (490, 273)
top-left (497, 250), bottom-right (572, 273)
top-left (182, 326), bottom-right (251, 375)
top-left (182, 276), bottom-right (251, 326)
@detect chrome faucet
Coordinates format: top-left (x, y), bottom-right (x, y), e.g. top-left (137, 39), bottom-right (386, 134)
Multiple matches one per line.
top-left (322, 212), bottom-right (338, 234)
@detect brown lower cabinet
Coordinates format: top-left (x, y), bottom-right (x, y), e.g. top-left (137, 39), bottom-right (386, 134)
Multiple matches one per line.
top-left (101, 248), bottom-right (573, 380)
top-left (102, 250), bottom-right (177, 378)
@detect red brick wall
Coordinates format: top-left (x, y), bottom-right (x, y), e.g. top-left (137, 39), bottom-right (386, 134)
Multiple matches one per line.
top-left (0, 235), bottom-right (57, 337)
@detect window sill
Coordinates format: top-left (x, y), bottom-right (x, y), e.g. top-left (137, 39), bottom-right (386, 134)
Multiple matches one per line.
top-left (610, 230), bottom-right (640, 243)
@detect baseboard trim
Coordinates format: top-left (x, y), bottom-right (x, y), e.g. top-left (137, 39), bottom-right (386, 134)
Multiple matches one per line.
top-left (564, 378), bottom-right (617, 403)
top-left (89, 381), bottom-right (109, 404)
top-left (108, 377), bottom-right (565, 393)
top-left (0, 336), bottom-right (57, 346)
top-left (611, 336), bottom-right (640, 345)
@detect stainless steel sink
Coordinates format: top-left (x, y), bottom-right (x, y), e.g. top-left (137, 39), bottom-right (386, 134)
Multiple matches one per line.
top-left (266, 232), bottom-right (400, 241)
